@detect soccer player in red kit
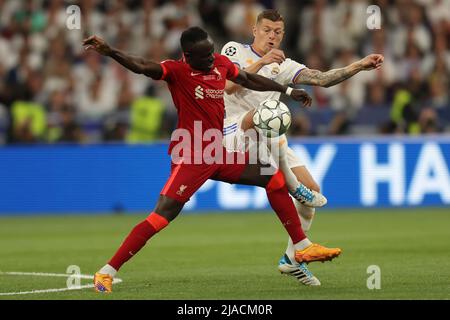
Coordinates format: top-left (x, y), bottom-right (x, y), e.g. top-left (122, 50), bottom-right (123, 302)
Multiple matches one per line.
top-left (83, 27), bottom-right (341, 293)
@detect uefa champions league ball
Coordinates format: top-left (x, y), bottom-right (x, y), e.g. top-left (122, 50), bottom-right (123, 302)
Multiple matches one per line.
top-left (253, 99), bottom-right (292, 138)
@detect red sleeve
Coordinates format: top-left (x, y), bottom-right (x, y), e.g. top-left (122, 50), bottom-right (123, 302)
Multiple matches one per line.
top-left (222, 55), bottom-right (240, 80)
top-left (159, 60), bottom-right (174, 81)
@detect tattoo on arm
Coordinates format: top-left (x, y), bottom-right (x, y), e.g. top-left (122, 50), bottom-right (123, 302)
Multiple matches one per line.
top-left (295, 66), bottom-right (360, 88)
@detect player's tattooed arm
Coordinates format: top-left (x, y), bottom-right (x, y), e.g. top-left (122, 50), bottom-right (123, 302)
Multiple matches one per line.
top-left (232, 70), bottom-right (312, 106)
top-left (295, 54), bottom-right (384, 87)
top-left (294, 67), bottom-right (359, 87)
top-left (82, 35), bottom-right (163, 79)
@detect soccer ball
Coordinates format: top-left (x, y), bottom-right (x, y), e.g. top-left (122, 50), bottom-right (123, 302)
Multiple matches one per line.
top-left (253, 99), bottom-right (292, 138)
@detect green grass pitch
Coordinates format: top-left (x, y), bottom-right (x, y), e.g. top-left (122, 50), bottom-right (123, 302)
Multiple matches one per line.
top-left (0, 208), bottom-right (449, 300)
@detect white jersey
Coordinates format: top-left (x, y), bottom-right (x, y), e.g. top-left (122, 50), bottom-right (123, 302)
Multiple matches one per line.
top-left (221, 41), bottom-right (307, 120)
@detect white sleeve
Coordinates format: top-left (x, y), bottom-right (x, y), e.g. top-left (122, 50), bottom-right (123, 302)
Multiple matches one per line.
top-left (221, 41), bottom-right (244, 69)
top-left (278, 59), bottom-right (307, 85)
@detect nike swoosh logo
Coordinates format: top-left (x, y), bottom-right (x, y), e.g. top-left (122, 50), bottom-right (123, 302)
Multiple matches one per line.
top-left (191, 72), bottom-right (202, 76)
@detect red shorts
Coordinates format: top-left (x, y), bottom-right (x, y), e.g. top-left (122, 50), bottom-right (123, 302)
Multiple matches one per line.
top-left (161, 151), bottom-right (248, 203)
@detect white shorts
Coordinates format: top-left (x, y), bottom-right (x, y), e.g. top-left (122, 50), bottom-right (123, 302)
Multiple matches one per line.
top-left (223, 114), bottom-right (305, 169)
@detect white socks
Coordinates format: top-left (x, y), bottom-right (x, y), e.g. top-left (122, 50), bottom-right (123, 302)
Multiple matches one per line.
top-left (286, 237), bottom-right (296, 263)
top-left (286, 237), bottom-right (313, 263)
top-left (272, 135), bottom-right (301, 192)
top-left (295, 200), bottom-right (315, 232)
top-left (98, 264), bottom-right (117, 277)
top-left (294, 238), bottom-right (313, 251)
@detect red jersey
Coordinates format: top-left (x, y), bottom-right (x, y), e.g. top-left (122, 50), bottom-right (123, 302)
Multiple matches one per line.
top-left (159, 54), bottom-right (239, 158)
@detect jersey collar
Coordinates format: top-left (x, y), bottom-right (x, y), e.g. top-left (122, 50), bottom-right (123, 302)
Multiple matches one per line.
top-left (250, 45), bottom-right (263, 58)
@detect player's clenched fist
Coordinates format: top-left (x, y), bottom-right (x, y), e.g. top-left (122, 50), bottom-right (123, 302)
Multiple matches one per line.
top-left (291, 88), bottom-right (312, 107)
top-left (358, 54), bottom-right (384, 70)
top-left (83, 35), bottom-right (113, 56)
top-left (260, 48), bottom-right (286, 65)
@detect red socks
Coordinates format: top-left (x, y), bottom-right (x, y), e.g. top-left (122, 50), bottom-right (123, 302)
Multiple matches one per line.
top-left (266, 170), bottom-right (306, 244)
top-left (108, 213), bottom-right (169, 271)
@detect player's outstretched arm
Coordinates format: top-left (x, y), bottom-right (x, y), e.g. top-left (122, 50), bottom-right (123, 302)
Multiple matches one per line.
top-left (295, 54), bottom-right (384, 88)
top-left (82, 35), bottom-right (163, 80)
top-left (232, 70), bottom-right (312, 107)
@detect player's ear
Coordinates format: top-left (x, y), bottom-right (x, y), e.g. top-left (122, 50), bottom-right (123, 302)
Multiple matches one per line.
top-left (252, 24), bottom-right (257, 37)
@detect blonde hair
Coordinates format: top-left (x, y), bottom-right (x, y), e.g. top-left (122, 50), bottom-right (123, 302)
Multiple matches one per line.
top-left (256, 9), bottom-right (284, 24)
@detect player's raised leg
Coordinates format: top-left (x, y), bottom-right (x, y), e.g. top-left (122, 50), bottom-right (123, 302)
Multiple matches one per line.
top-left (241, 109), bottom-right (327, 208)
top-left (291, 165), bottom-right (320, 231)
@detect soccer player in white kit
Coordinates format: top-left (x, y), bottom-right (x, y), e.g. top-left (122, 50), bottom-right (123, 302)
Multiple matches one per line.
top-left (222, 9), bottom-right (384, 286)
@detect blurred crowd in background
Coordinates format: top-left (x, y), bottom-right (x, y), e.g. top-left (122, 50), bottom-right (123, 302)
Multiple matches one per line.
top-left (0, 0), bottom-right (449, 145)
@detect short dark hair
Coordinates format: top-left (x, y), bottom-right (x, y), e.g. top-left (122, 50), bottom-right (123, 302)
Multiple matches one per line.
top-left (256, 9), bottom-right (284, 24)
top-left (180, 27), bottom-right (209, 52)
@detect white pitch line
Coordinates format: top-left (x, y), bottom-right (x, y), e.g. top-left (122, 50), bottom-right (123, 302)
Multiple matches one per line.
top-left (0, 271), bottom-right (122, 296)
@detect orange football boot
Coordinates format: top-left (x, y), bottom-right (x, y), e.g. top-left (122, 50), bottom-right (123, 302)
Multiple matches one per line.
top-left (295, 244), bottom-right (342, 264)
top-left (94, 273), bottom-right (113, 293)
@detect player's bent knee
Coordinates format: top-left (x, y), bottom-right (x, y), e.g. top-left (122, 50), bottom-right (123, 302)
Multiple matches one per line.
top-left (242, 108), bottom-right (256, 131)
top-left (146, 212), bottom-right (169, 232)
top-left (266, 170), bottom-right (286, 194)
top-left (153, 195), bottom-right (184, 222)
